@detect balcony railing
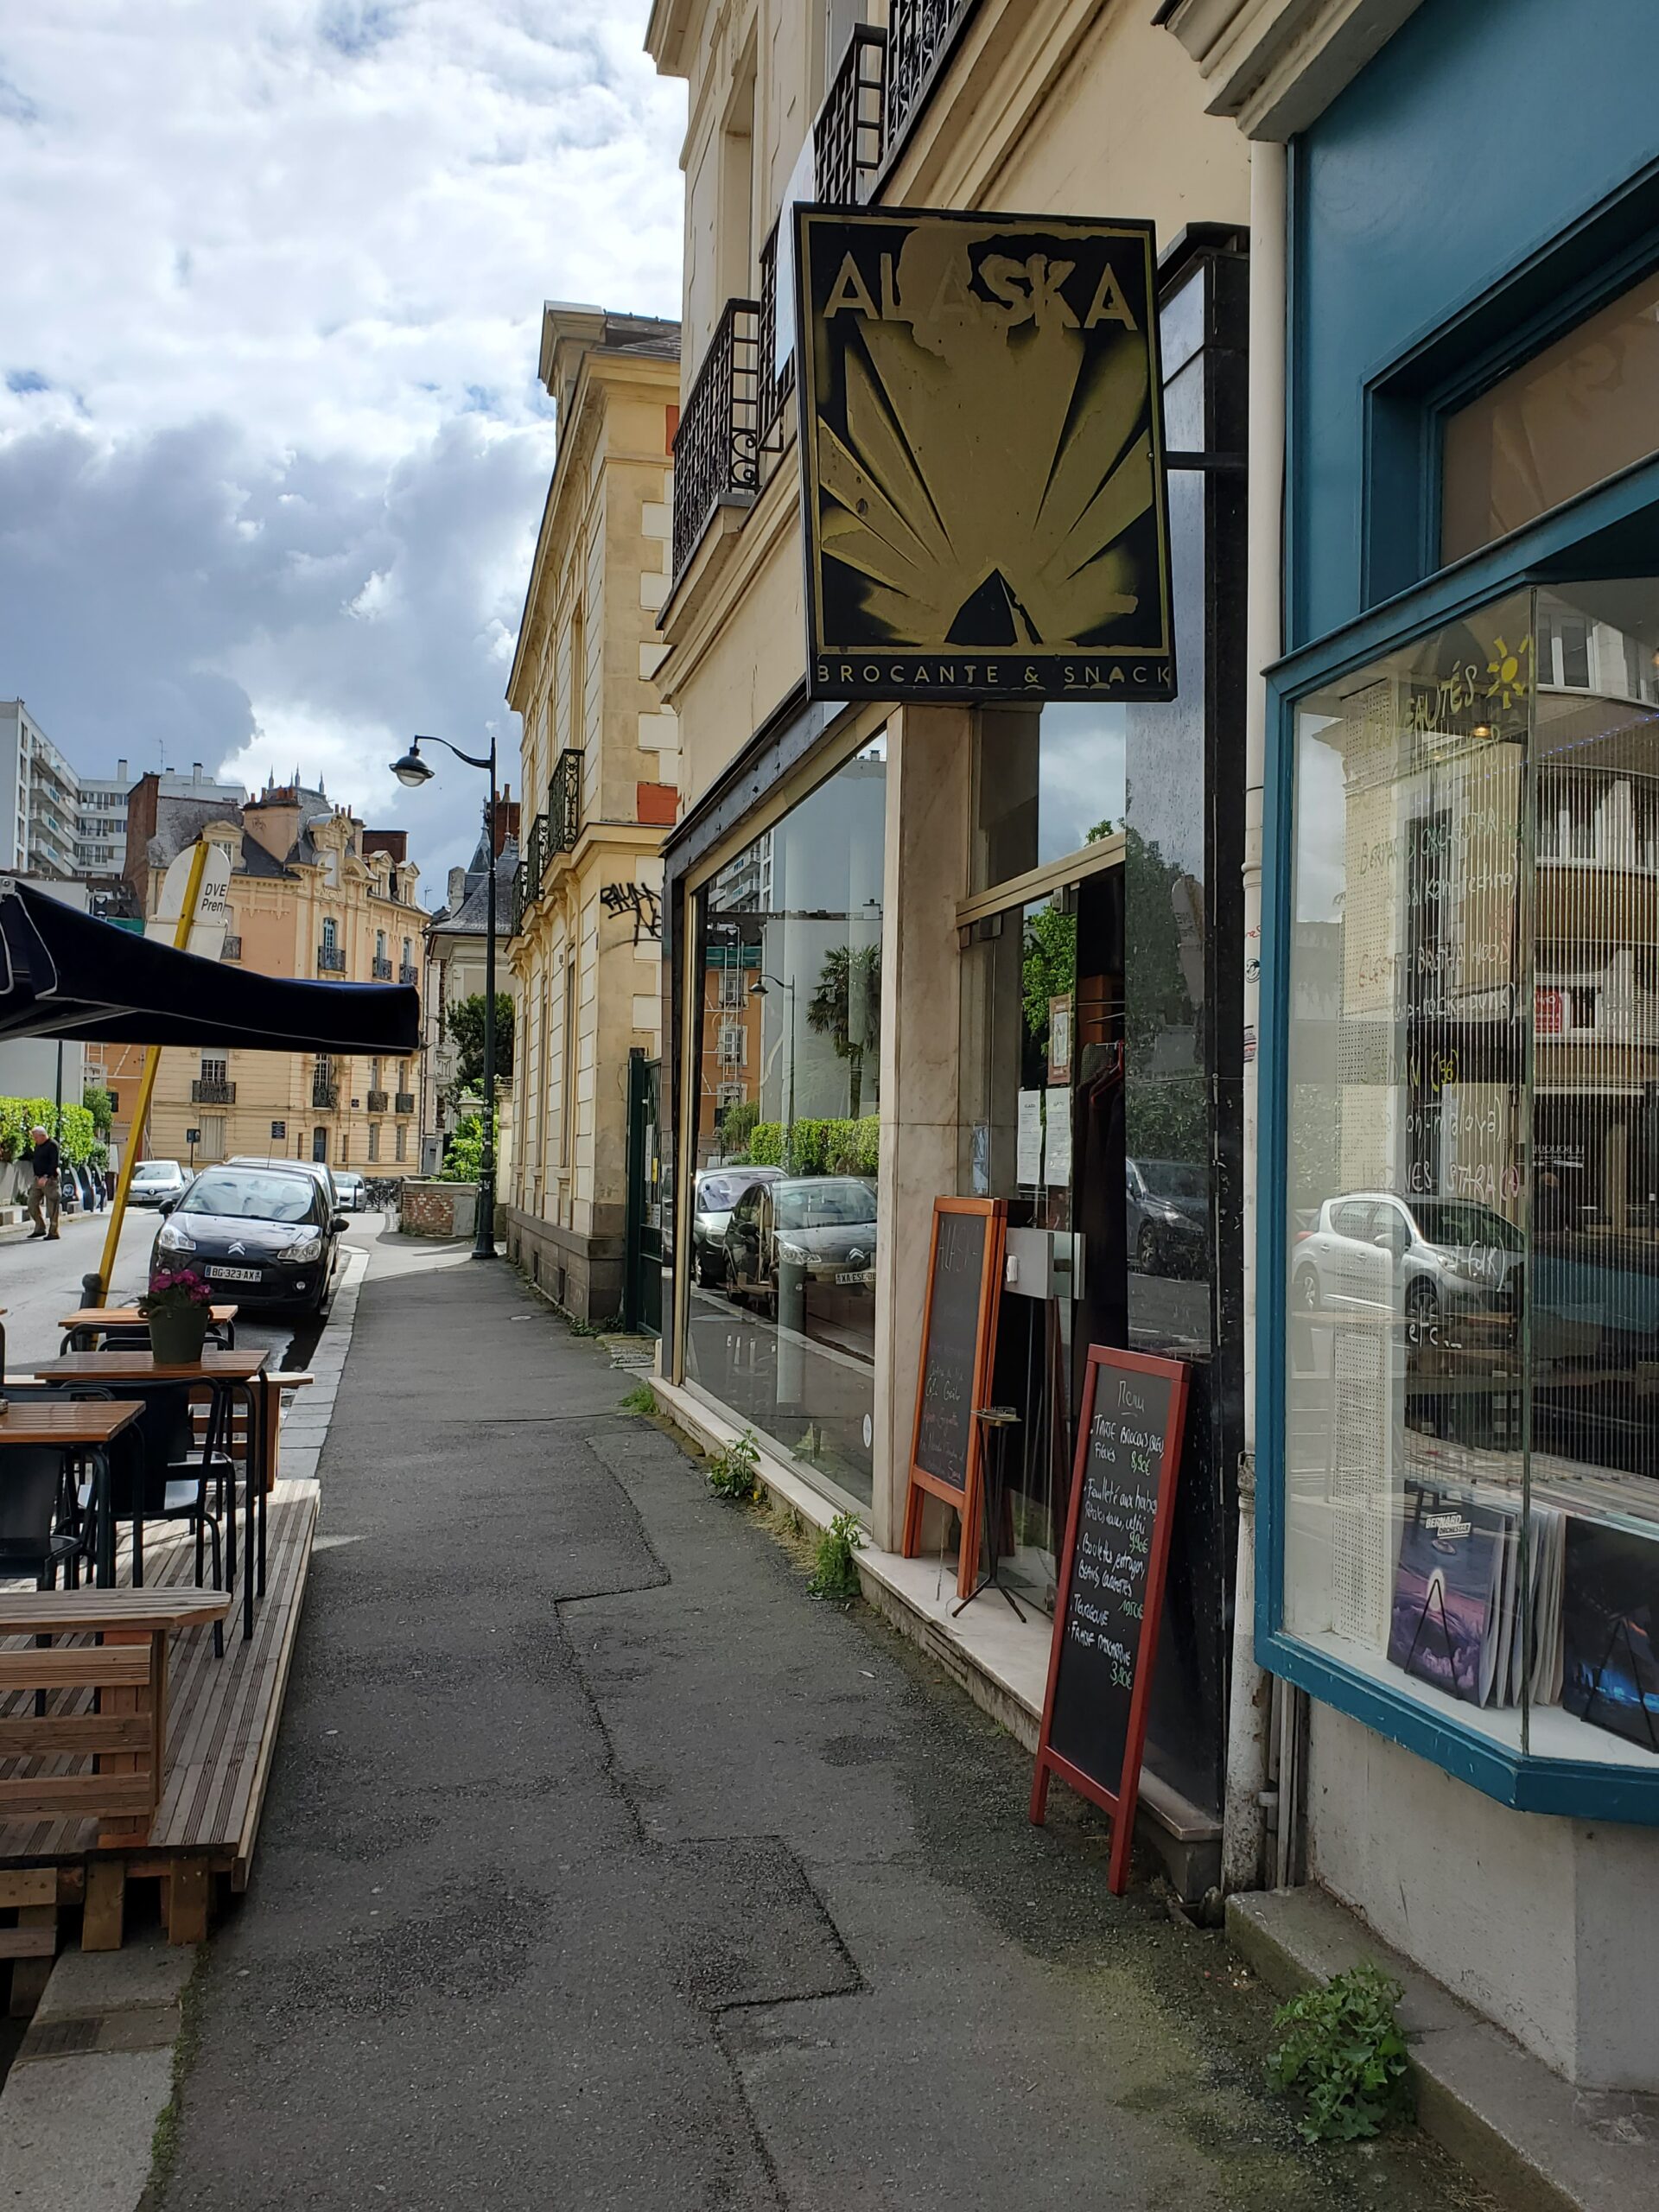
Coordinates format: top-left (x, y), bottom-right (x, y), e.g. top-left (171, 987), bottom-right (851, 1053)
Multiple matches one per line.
top-left (366, 1089), bottom-right (390, 1113)
top-left (219, 934), bottom-right (242, 961)
top-left (317, 944), bottom-right (346, 974)
top-left (525, 809), bottom-right (550, 894)
top-left (550, 750), bottom-right (582, 855)
top-left (372, 955), bottom-right (393, 980)
top-left (311, 1079), bottom-right (339, 1109)
top-left (399, 961), bottom-right (418, 985)
top-left (820, 24), bottom-right (888, 204)
top-left (757, 226), bottom-right (794, 462)
top-left (511, 862), bottom-right (528, 939)
top-left (394, 1092), bottom-right (416, 1116)
top-left (887, 0), bottom-right (975, 157)
top-left (671, 298), bottom-right (760, 582)
top-left (191, 1078), bottom-right (236, 1105)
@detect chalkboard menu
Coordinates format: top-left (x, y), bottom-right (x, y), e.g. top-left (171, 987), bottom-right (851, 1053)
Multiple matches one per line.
top-left (1031, 1344), bottom-right (1189, 1894)
top-left (902, 1198), bottom-right (1006, 1598)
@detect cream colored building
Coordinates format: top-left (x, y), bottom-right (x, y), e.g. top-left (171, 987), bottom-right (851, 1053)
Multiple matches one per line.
top-left (145, 781), bottom-right (424, 1179)
top-left (503, 305), bottom-right (682, 1319)
top-left (643, 1), bottom-right (1253, 1876)
top-left (422, 823), bottom-right (518, 1179)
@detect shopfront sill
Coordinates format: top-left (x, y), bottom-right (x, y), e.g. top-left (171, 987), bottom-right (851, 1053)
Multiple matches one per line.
top-left (652, 1373), bottom-right (1222, 1898)
top-left (1229, 1885), bottom-right (1659, 2212)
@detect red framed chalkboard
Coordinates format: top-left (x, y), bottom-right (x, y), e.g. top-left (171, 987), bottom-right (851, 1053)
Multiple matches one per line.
top-left (1030, 1343), bottom-right (1189, 1894)
top-left (901, 1197), bottom-right (1006, 1599)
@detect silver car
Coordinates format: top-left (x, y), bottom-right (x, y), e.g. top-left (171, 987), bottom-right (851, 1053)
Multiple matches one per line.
top-left (1291, 1192), bottom-right (1522, 1339)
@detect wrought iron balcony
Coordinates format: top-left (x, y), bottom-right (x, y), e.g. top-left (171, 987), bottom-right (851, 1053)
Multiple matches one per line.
top-left (820, 24), bottom-right (887, 204)
top-left (366, 1089), bottom-right (390, 1113)
top-left (524, 810), bottom-right (549, 896)
top-left (372, 955), bottom-right (393, 980)
top-left (550, 750), bottom-right (582, 855)
top-left (317, 944), bottom-right (346, 974)
top-left (191, 1078), bottom-right (235, 1105)
top-left (511, 861), bottom-right (527, 939)
top-left (219, 934), bottom-right (242, 961)
top-left (671, 298), bottom-right (760, 582)
top-left (394, 1091), bottom-right (416, 1116)
top-left (311, 1078), bottom-right (339, 1109)
top-left (887, 0), bottom-right (973, 156)
top-left (757, 226), bottom-right (794, 462)
top-left (399, 961), bottom-right (418, 986)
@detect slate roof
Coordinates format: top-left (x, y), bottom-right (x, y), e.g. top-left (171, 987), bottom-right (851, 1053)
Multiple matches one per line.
top-left (428, 838), bottom-right (518, 939)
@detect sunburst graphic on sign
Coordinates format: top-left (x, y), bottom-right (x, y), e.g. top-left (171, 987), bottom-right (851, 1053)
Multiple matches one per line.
top-left (810, 224), bottom-right (1160, 651)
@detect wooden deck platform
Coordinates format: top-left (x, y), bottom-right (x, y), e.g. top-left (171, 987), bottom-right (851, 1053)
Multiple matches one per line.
top-left (0, 1478), bottom-right (318, 1961)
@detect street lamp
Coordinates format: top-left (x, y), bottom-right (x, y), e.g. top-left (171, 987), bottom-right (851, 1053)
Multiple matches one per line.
top-left (390, 731), bottom-right (499, 1262)
top-left (749, 972), bottom-right (797, 1169)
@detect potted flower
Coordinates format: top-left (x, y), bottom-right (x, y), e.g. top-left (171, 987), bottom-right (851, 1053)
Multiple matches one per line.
top-left (141, 1266), bottom-right (214, 1365)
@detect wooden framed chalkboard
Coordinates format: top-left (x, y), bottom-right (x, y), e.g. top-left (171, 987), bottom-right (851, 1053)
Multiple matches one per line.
top-left (901, 1197), bottom-right (1007, 1599)
top-left (1030, 1343), bottom-right (1189, 1894)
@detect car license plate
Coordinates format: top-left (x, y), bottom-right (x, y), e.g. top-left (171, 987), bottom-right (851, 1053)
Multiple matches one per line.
top-left (207, 1265), bottom-right (263, 1282)
top-left (835, 1269), bottom-right (866, 1286)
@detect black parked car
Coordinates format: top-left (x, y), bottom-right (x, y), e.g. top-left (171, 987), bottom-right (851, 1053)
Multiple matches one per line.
top-left (1125, 1157), bottom-right (1208, 1277)
top-left (151, 1163), bottom-right (346, 1315)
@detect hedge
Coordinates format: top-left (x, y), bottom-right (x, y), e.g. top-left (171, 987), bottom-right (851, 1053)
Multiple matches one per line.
top-left (735, 1116), bottom-right (879, 1177)
top-left (0, 1098), bottom-right (98, 1168)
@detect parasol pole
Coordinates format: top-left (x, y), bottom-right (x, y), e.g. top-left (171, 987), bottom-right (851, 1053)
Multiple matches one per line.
top-left (85, 838), bottom-right (212, 1309)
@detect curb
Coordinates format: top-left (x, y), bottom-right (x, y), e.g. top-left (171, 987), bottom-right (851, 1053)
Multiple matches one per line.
top-left (1227, 1886), bottom-right (1659, 2212)
top-left (0, 1236), bottom-right (372, 2209)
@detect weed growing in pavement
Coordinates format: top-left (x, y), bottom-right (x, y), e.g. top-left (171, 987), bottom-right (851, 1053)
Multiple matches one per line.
top-left (705, 1428), bottom-right (760, 1502)
top-left (806, 1510), bottom-right (865, 1600)
top-left (620, 1382), bottom-right (657, 1415)
top-left (1266, 1962), bottom-right (1411, 2144)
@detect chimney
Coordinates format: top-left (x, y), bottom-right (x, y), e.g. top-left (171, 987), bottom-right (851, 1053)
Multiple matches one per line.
top-left (192, 762), bottom-right (203, 785)
top-left (117, 758), bottom-right (128, 785)
top-left (490, 781), bottom-right (521, 856)
top-left (448, 867), bottom-right (467, 912)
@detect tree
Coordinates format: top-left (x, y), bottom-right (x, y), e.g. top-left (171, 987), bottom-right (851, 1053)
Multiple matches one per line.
top-left (445, 992), bottom-right (514, 1099)
top-left (805, 945), bottom-right (880, 1118)
top-left (82, 1086), bottom-right (114, 1136)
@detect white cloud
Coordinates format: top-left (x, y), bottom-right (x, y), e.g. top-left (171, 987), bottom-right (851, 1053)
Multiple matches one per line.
top-left (0, 0), bottom-right (683, 892)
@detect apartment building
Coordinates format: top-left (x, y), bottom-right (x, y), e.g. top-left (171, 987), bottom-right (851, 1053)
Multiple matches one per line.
top-left (502, 304), bottom-right (682, 1321)
top-left (423, 804), bottom-right (519, 1179)
top-left (139, 779), bottom-right (423, 1177)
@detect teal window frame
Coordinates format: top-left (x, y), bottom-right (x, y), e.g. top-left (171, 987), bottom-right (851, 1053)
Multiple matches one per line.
top-left (1259, 433), bottom-right (1659, 1823)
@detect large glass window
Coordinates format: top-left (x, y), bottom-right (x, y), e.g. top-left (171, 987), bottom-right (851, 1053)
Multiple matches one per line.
top-left (683, 734), bottom-right (887, 1509)
top-left (1441, 269), bottom-right (1659, 564)
top-left (1284, 581), bottom-right (1659, 1768)
top-left (970, 703), bottom-right (1128, 893)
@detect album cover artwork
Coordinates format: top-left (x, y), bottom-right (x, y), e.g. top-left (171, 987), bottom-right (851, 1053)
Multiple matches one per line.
top-left (1389, 1480), bottom-right (1510, 1707)
top-left (1561, 1519), bottom-right (1659, 1754)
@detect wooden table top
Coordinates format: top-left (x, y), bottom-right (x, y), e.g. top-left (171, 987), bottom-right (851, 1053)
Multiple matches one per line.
top-left (58, 1305), bottom-right (239, 1330)
top-left (0, 1586), bottom-right (232, 1633)
top-left (36, 1349), bottom-right (271, 1383)
top-left (0, 1399), bottom-right (145, 1446)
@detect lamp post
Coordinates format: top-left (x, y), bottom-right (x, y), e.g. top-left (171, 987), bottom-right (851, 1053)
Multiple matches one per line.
top-left (749, 972), bottom-right (796, 1169)
top-left (391, 732), bottom-right (499, 1262)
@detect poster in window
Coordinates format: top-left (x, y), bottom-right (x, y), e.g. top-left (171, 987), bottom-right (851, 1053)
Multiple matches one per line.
top-left (794, 206), bottom-right (1175, 703)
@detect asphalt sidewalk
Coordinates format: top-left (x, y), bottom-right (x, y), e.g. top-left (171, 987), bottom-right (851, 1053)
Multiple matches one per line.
top-left (153, 1232), bottom-right (1482, 2211)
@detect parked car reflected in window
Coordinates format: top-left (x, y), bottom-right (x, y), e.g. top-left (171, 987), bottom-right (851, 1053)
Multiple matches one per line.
top-left (722, 1176), bottom-right (877, 1317)
top-left (1125, 1157), bottom-right (1207, 1277)
top-left (1291, 1192), bottom-right (1522, 1344)
top-left (691, 1166), bottom-right (782, 1287)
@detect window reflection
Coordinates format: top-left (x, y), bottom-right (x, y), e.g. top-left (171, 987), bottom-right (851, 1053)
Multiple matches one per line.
top-left (685, 735), bottom-right (886, 1508)
top-left (1284, 582), bottom-right (1659, 1765)
top-left (972, 702), bottom-right (1127, 891)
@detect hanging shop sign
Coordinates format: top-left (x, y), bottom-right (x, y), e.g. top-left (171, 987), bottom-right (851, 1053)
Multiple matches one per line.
top-left (901, 1197), bottom-right (1007, 1598)
top-left (794, 205), bottom-right (1175, 705)
top-left (1031, 1344), bottom-right (1189, 1894)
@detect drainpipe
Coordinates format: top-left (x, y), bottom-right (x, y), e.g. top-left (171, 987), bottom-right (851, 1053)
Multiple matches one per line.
top-left (1222, 135), bottom-right (1287, 1896)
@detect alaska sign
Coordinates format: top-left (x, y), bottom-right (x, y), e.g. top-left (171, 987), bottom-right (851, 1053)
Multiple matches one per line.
top-left (793, 207), bottom-right (1176, 704)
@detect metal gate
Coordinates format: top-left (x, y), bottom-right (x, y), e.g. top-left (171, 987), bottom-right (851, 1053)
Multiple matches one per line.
top-left (624, 1049), bottom-right (663, 1336)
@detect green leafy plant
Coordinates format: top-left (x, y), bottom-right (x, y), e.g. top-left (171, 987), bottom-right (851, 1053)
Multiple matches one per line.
top-left (706, 1427), bottom-right (760, 1501)
top-left (806, 1510), bottom-right (865, 1600)
top-left (444, 991), bottom-right (515, 1096)
top-left (438, 1110), bottom-right (498, 1183)
top-left (1266, 1964), bottom-right (1411, 2144)
top-left (805, 944), bottom-right (880, 1117)
top-left (82, 1085), bottom-right (114, 1136)
top-left (620, 1381), bottom-right (657, 1414)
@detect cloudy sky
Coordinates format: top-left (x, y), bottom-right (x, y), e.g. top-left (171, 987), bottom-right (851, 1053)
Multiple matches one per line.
top-left (0, 1), bottom-right (683, 895)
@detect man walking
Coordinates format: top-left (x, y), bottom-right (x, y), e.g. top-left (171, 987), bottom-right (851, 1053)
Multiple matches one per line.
top-left (25, 1123), bottom-right (60, 1242)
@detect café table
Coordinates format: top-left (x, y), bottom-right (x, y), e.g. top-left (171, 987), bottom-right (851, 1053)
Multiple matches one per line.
top-left (32, 1351), bottom-right (273, 1642)
top-left (0, 1398), bottom-right (146, 1587)
top-left (57, 1306), bottom-right (238, 1351)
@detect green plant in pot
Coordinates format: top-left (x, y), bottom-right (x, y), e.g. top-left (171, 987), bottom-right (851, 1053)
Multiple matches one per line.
top-left (140, 1267), bottom-right (214, 1366)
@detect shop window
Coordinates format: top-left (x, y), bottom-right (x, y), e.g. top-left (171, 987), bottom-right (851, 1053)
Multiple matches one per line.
top-left (683, 732), bottom-right (887, 1510)
top-left (1440, 265), bottom-right (1659, 565)
top-left (1279, 578), bottom-right (1659, 1777)
top-left (970, 702), bottom-right (1128, 893)
top-left (367, 1123), bottom-right (380, 1162)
